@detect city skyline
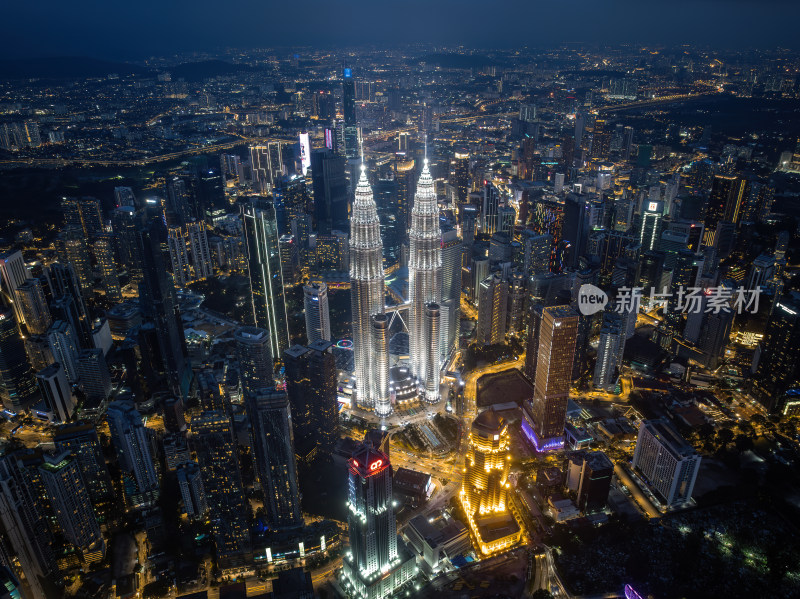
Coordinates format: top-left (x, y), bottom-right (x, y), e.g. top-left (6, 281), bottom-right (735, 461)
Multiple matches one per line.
top-left (0, 34), bottom-right (799, 599)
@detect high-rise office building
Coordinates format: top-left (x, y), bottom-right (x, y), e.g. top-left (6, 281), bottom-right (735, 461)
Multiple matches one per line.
top-left (591, 117), bottom-right (611, 159)
top-left (311, 149), bottom-right (349, 234)
top-left (58, 226), bottom-right (93, 296)
top-left (481, 183), bottom-right (501, 236)
top-left (38, 452), bottom-right (104, 559)
top-left (35, 363), bottom-right (75, 422)
top-left (350, 164), bottom-right (386, 410)
top-left (521, 231), bottom-right (552, 276)
top-left (176, 462), bottom-right (208, 520)
top-left (187, 220), bottom-right (214, 280)
top-left (342, 68), bottom-right (359, 160)
top-left (0, 310), bottom-right (39, 412)
top-left (639, 200), bottom-right (664, 252)
top-left (61, 196), bottom-right (104, 240)
top-left (190, 411), bottom-right (252, 565)
top-left (46, 320), bottom-right (80, 384)
top-left (569, 450), bottom-right (614, 513)
top-left (521, 305), bottom-right (578, 452)
top-left (164, 176), bottom-right (193, 227)
top-left (408, 159), bottom-right (442, 403)
top-left (452, 152), bottom-right (470, 205)
top-left (114, 186), bottom-right (136, 208)
top-left (341, 444), bottom-right (415, 599)
top-left (752, 293), bottom-right (800, 414)
top-left (250, 143), bottom-right (285, 194)
top-left (167, 226), bottom-right (191, 287)
top-left (374, 174), bottom-right (403, 270)
top-left (111, 206), bottom-right (141, 280)
top-left (247, 388), bottom-right (302, 528)
top-left (93, 235), bottom-right (122, 303)
top-left (476, 273), bottom-right (508, 346)
top-left (632, 419), bottom-right (701, 509)
top-left (53, 423), bottom-right (114, 516)
top-left (138, 212), bottom-right (190, 397)
top-left (506, 270), bottom-right (526, 335)
top-left (0, 250), bottom-right (30, 328)
top-left (279, 234), bottom-right (299, 284)
top-left (460, 411), bottom-right (522, 555)
top-left (106, 401), bottom-right (159, 501)
top-left (371, 313), bottom-right (392, 417)
top-left (593, 312), bottom-right (625, 391)
top-left (77, 349), bottom-right (112, 404)
top-left (303, 282), bottom-right (331, 344)
top-left (242, 198), bottom-right (290, 360)
top-left (15, 278), bottom-right (50, 336)
top-left (284, 340), bottom-right (339, 458)
top-left (0, 450), bottom-right (58, 599)
top-left (234, 326), bottom-right (274, 396)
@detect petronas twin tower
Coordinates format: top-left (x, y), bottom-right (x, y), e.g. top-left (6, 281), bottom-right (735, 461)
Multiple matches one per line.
top-left (350, 159), bottom-right (442, 416)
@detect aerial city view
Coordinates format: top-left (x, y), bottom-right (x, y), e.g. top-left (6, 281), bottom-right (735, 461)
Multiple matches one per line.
top-left (1, 2), bottom-right (800, 598)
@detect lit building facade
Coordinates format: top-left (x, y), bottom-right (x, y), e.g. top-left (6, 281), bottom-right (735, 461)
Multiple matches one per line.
top-left (303, 282), bottom-right (331, 344)
top-left (460, 411), bottom-right (522, 555)
top-left (350, 165), bottom-right (386, 410)
top-left (341, 444), bottom-right (415, 599)
top-left (242, 198), bottom-right (291, 359)
top-left (632, 419), bottom-right (701, 509)
top-left (521, 305), bottom-right (578, 452)
top-left (408, 159), bottom-right (442, 403)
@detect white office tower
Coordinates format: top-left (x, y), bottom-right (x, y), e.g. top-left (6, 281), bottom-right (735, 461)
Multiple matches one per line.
top-left (371, 314), bottom-right (391, 417)
top-left (632, 419), bottom-right (701, 509)
top-left (408, 159), bottom-right (442, 402)
top-left (422, 303), bottom-right (441, 402)
top-left (341, 444), bottom-right (415, 599)
top-left (303, 282), bottom-right (331, 344)
top-left (350, 164), bottom-right (385, 410)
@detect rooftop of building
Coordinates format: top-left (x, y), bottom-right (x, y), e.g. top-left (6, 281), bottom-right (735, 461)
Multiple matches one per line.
top-left (472, 409), bottom-right (506, 435)
top-left (642, 419), bottom-right (698, 459)
top-left (393, 467), bottom-right (430, 489)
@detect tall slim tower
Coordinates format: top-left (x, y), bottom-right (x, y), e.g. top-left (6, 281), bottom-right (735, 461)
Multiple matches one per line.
top-left (371, 313), bottom-right (391, 417)
top-left (521, 305), bottom-right (578, 452)
top-left (106, 401), bottom-right (159, 502)
top-left (190, 411), bottom-right (252, 564)
top-left (349, 164), bottom-right (385, 410)
top-left (0, 310), bottom-right (39, 412)
top-left (138, 213), bottom-right (190, 397)
top-left (242, 199), bottom-right (290, 359)
top-left (303, 282), bottom-right (331, 344)
top-left (247, 388), bottom-right (302, 528)
top-left (408, 158), bottom-right (442, 402)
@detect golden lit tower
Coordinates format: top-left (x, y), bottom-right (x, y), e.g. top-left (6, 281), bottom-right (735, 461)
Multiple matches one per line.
top-left (460, 411), bottom-right (522, 555)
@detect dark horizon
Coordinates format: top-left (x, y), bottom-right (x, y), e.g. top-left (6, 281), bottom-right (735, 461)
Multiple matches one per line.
top-left (4, 0), bottom-right (800, 61)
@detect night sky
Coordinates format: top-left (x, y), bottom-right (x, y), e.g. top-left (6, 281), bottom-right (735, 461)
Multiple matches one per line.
top-left (2, 0), bottom-right (798, 60)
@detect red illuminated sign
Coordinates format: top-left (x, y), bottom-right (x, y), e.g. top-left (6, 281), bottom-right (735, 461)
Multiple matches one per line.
top-left (370, 459), bottom-right (383, 471)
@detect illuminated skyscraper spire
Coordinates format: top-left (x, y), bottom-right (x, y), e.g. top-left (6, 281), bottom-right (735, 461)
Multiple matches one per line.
top-left (408, 154), bottom-right (442, 402)
top-left (350, 160), bottom-right (385, 410)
